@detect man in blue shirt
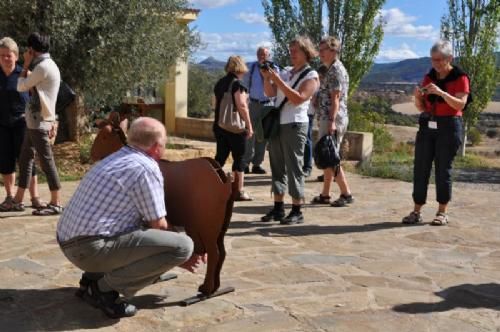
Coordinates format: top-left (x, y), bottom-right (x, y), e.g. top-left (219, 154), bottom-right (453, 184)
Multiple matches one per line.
top-left (242, 47), bottom-right (278, 174)
top-left (57, 117), bottom-right (204, 318)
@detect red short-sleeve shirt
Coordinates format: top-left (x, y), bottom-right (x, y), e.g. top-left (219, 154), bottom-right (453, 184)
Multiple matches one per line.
top-left (421, 74), bottom-right (470, 117)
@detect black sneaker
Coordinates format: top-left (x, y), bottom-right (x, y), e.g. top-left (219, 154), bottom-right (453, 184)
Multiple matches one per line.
top-left (85, 280), bottom-right (137, 319)
top-left (244, 167), bottom-right (250, 174)
top-left (75, 274), bottom-right (92, 298)
top-left (252, 165), bottom-right (267, 174)
top-left (280, 211), bottom-right (304, 225)
top-left (303, 168), bottom-right (312, 178)
top-left (261, 208), bottom-right (285, 222)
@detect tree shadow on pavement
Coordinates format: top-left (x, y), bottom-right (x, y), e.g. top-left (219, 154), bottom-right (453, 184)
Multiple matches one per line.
top-left (0, 287), bottom-right (117, 331)
top-left (227, 221), bottom-right (423, 237)
top-left (393, 283), bottom-right (500, 313)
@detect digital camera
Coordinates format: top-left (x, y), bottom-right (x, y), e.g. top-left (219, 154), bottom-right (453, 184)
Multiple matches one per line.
top-left (259, 61), bottom-right (274, 70)
top-left (418, 86), bottom-right (428, 94)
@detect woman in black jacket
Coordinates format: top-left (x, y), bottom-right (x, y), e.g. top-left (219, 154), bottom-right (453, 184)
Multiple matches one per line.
top-left (213, 55), bottom-right (254, 201)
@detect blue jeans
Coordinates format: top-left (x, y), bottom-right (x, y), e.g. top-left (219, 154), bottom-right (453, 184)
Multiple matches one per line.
top-left (412, 115), bottom-right (463, 205)
top-left (303, 114), bottom-right (314, 171)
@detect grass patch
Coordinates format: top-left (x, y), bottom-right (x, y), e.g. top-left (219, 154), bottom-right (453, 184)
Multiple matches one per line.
top-left (354, 142), bottom-right (414, 182)
top-left (454, 153), bottom-right (500, 169)
top-left (350, 142), bottom-right (500, 183)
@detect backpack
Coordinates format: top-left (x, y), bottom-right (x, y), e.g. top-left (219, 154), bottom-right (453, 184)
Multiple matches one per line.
top-left (313, 133), bottom-right (341, 172)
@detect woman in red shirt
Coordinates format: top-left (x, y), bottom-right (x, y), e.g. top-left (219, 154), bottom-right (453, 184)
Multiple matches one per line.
top-left (402, 40), bottom-right (470, 226)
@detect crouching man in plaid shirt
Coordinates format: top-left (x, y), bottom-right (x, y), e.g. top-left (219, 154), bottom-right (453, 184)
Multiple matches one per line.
top-left (56, 117), bottom-right (203, 318)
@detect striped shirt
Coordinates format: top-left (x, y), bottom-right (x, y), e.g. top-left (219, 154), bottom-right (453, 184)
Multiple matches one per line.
top-left (57, 146), bottom-right (166, 242)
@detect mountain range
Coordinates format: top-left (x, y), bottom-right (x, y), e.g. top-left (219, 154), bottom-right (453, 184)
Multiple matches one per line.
top-left (196, 53), bottom-right (500, 84)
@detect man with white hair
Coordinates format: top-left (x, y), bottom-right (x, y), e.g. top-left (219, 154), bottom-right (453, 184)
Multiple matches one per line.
top-left (57, 117), bottom-right (204, 318)
top-left (242, 46), bottom-right (278, 174)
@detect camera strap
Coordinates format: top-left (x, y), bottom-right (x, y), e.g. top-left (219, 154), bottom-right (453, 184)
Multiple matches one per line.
top-left (275, 66), bottom-right (312, 111)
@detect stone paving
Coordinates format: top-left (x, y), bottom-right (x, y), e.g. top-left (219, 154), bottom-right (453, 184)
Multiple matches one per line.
top-left (1, 139), bottom-right (500, 331)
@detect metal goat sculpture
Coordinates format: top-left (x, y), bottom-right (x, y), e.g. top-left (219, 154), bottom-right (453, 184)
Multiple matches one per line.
top-left (91, 113), bottom-right (236, 300)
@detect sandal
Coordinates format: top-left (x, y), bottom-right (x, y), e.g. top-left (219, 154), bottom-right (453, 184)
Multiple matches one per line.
top-left (431, 212), bottom-right (449, 226)
top-left (0, 196), bottom-right (13, 211)
top-left (234, 191), bottom-right (253, 202)
top-left (402, 211), bottom-right (423, 224)
top-left (311, 194), bottom-right (331, 204)
top-left (331, 194), bottom-right (354, 207)
top-left (0, 197), bottom-right (25, 212)
top-left (31, 197), bottom-right (48, 209)
top-left (32, 203), bottom-right (63, 216)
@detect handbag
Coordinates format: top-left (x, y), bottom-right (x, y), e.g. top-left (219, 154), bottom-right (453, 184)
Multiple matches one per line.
top-left (258, 67), bottom-right (313, 141)
top-left (217, 79), bottom-right (246, 133)
top-left (314, 132), bottom-right (341, 173)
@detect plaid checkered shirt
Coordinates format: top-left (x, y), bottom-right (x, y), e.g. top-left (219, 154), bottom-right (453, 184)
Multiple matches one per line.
top-left (57, 146), bottom-right (166, 242)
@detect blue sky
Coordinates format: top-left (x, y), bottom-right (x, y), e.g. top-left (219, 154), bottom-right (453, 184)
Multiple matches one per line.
top-left (188, 0), bottom-right (450, 63)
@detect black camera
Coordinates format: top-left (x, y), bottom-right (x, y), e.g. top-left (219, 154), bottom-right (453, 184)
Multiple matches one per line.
top-left (259, 61), bottom-right (274, 70)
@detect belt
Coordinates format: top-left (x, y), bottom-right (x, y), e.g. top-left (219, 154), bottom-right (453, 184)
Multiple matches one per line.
top-left (58, 235), bottom-right (103, 249)
top-left (250, 98), bottom-right (270, 104)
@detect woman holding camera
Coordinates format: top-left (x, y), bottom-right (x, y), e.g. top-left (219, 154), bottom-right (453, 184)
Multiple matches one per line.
top-left (213, 55), bottom-right (254, 201)
top-left (402, 40), bottom-right (470, 226)
top-left (260, 36), bottom-right (319, 225)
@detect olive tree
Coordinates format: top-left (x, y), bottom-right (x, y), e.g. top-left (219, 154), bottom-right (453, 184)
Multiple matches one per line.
top-left (0, 0), bottom-right (199, 110)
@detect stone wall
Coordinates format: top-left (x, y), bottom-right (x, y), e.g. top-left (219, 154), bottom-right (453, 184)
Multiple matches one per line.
top-left (175, 117), bottom-right (373, 162)
top-left (175, 117), bottom-right (213, 140)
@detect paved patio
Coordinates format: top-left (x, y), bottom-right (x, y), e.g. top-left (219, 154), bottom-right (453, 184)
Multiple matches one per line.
top-left (1, 139), bottom-right (499, 331)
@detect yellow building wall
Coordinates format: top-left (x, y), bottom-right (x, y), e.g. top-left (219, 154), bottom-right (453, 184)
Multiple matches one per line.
top-left (164, 60), bottom-right (189, 134)
top-left (164, 10), bottom-right (199, 135)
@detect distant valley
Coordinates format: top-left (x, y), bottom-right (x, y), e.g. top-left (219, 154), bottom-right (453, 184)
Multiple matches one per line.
top-left (194, 54), bottom-right (500, 101)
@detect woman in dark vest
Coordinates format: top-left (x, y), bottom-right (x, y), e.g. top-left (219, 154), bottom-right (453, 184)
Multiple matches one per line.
top-left (402, 40), bottom-right (470, 226)
top-left (0, 37), bottom-right (43, 211)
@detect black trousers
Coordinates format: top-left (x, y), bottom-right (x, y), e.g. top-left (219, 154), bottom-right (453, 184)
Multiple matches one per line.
top-left (213, 126), bottom-right (246, 172)
top-left (0, 122), bottom-right (36, 176)
top-left (412, 115), bottom-right (463, 205)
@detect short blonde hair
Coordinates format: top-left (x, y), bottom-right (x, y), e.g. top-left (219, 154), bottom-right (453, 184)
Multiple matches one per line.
top-left (0, 37), bottom-right (19, 57)
top-left (320, 36), bottom-right (341, 54)
top-left (289, 36), bottom-right (318, 63)
top-left (225, 55), bottom-right (248, 74)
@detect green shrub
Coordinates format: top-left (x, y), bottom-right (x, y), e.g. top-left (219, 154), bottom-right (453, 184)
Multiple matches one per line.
top-left (486, 129), bottom-right (498, 138)
top-left (373, 126), bottom-right (393, 153)
top-left (467, 127), bottom-right (482, 146)
top-left (79, 134), bottom-right (94, 164)
top-left (348, 99), bottom-right (394, 153)
top-left (188, 66), bottom-right (221, 119)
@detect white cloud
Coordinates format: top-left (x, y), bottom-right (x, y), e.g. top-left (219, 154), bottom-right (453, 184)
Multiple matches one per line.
top-left (376, 43), bottom-right (420, 62)
top-left (233, 12), bottom-right (267, 25)
top-left (379, 8), bottom-right (439, 40)
top-left (194, 32), bottom-right (274, 62)
top-left (189, 0), bottom-right (237, 9)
